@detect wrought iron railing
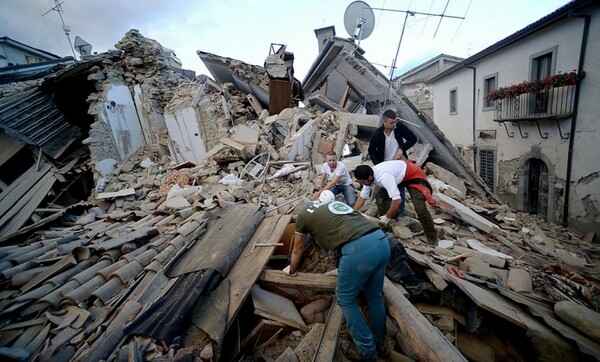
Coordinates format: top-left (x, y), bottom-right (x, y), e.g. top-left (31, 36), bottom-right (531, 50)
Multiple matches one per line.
top-left (493, 84), bottom-right (576, 121)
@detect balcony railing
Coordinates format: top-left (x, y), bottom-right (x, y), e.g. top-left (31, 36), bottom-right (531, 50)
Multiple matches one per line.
top-left (493, 84), bottom-right (576, 121)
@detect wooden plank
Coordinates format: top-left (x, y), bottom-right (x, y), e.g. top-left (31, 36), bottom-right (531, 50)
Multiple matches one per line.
top-left (0, 134), bottom-right (26, 167)
top-left (383, 277), bottom-right (467, 362)
top-left (313, 301), bottom-right (343, 362)
top-left (250, 285), bottom-right (307, 331)
top-left (96, 188), bottom-right (136, 199)
top-left (226, 215), bottom-right (292, 327)
top-left (259, 270), bottom-right (336, 291)
top-left (240, 320), bottom-right (288, 350)
top-left (0, 171), bottom-right (56, 238)
top-left (434, 193), bottom-right (500, 234)
top-left (0, 162), bottom-right (52, 208)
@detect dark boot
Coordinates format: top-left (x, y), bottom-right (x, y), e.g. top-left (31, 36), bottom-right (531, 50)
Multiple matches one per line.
top-left (340, 340), bottom-right (376, 362)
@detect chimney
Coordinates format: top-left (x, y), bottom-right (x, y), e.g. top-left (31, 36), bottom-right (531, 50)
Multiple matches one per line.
top-left (314, 26), bottom-right (336, 53)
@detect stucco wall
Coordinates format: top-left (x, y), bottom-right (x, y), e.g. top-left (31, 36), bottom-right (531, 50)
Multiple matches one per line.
top-left (432, 71), bottom-right (474, 147)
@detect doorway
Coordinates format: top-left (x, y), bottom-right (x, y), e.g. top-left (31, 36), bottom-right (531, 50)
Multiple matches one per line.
top-left (524, 158), bottom-right (549, 218)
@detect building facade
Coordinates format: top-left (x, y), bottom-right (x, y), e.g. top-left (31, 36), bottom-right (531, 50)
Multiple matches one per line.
top-left (394, 54), bottom-right (463, 119)
top-left (429, 0), bottom-right (599, 234)
top-left (0, 37), bottom-right (60, 68)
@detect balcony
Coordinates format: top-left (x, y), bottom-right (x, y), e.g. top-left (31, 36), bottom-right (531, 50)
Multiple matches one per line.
top-left (493, 84), bottom-right (576, 121)
top-left (486, 71), bottom-right (584, 140)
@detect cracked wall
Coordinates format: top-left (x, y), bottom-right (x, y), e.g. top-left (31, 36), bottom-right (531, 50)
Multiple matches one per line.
top-left (497, 158), bottom-right (520, 208)
top-left (569, 171), bottom-right (600, 231)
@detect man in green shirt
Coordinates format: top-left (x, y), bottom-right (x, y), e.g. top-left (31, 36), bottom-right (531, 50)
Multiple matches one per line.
top-left (288, 199), bottom-right (390, 361)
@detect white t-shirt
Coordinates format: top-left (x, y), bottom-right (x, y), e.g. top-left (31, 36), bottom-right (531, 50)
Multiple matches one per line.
top-left (322, 161), bottom-right (353, 186)
top-left (359, 160), bottom-right (407, 200)
top-left (384, 131), bottom-right (400, 161)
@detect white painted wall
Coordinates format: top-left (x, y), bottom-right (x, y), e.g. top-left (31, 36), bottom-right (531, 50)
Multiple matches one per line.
top-left (101, 84), bottom-right (145, 160)
top-left (432, 72), bottom-right (474, 147)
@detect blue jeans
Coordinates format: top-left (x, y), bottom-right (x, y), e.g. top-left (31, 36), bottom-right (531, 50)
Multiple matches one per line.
top-left (336, 229), bottom-right (390, 358)
top-left (331, 184), bottom-right (356, 206)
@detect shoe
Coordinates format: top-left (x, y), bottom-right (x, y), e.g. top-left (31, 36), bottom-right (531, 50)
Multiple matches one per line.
top-left (340, 340), bottom-right (376, 362)
top-left (376, 341), bottom-right (389, 357)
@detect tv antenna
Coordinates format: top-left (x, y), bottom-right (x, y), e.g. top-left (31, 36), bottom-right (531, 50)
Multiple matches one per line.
top-left (343, 1), bottom-right (376, 55)
top-left (42, 0), bottom-right (77, 59)
top-left (368, 3), bottom-right (465, 108)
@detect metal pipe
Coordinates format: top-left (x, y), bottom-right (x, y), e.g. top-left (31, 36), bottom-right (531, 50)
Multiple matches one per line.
top-left (563, 10), bottom-right (590, 227)
top-left (466, 65), bottom-right (477, 171)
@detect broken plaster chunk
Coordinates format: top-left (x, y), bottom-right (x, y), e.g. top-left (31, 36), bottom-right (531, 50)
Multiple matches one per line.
top-left (433, 218), bottom-right (445, 225)
top-left (467, 239), bottom-right (513, 260)
top-left (507, 268), bottom-right (533, 293)
top-left (437, 240), bottom-right (454, 249)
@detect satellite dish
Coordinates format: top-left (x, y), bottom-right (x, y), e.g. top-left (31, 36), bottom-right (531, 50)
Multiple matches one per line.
top-left (74, 36), bottom-right (92, 56)
top-left (344, 1), bottom-right (375, 41)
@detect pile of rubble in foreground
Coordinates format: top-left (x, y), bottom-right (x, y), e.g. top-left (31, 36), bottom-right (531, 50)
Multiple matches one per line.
top-left (0, 113), bottom-right (598, 361)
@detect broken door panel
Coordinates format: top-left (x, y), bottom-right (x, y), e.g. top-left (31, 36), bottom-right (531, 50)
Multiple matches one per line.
top-left (164, 108), bottom-right (207, 164)
top-left (101, 84), bottom-right (145, 160)
top-left (133, 84), bottom-right (164, 145)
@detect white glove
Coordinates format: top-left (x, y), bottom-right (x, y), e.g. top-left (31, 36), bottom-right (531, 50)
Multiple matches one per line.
top-left (379, 215), bottom-right (391, 226)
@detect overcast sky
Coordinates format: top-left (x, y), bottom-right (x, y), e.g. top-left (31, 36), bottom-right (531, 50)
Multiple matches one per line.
top-left (3, 0), bottom-right (571, 80)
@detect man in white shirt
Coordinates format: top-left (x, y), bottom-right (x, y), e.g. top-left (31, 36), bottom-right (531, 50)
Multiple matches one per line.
top-left (353, 160), bottom-right (438, 244)
top-left (313, 151), bottom-right (356, 206)
top-left (367, 110), bottom-right (417, 217)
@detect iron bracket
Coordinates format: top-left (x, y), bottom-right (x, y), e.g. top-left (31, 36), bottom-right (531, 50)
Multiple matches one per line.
top-left (531, 120), bottom-right (548, 139)
top-left (556, 119), bottom-right (570, 139)
top-left (498, 122), bottom-right (514, 138)
top-left (511, 121), bottom-right (528, 138)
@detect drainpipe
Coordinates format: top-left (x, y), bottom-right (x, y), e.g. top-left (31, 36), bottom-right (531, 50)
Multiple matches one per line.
top-left (466, 65), bottom-right (477, 171)
top-left (562, 10), bottom-right (590, 227)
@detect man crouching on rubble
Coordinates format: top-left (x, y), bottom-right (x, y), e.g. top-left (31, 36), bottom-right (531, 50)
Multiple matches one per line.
top-left (353, 160), bottom-right (439, 245)
top-left (288, 191), bottom-right (390, 361)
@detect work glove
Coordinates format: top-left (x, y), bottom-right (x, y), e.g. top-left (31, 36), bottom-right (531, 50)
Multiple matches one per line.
top-left (379, 215), bottom-right (391, 226)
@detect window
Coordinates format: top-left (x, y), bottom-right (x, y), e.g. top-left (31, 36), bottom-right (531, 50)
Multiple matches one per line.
top-left (25, 55), bottom-right (43, 64)
top-left (531, 53), bottom-right (552, 80)
top-left (449, 88), bottom-right (457, 114)
top-left (483, 74), bottom-right (497, 109)
top-left (529, 48), bottom-right (556, 114)
top-left (479, 149), bottom-right (495, 191)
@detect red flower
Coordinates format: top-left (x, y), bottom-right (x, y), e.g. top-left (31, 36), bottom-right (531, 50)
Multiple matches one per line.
top-left (484, 70), bottom-right (585, 102)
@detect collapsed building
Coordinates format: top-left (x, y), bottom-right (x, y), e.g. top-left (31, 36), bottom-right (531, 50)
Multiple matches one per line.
top-left (0, 26), bottom-right (598, 362)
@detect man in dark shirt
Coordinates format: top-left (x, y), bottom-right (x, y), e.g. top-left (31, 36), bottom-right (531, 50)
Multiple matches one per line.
top-left (289, 199), bottom-right (390, 361)
top-left (367, 109), bottom-right (417, 217)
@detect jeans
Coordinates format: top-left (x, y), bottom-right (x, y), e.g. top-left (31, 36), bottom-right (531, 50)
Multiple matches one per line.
top-left (331, 184), bottom-right (356, 206)
top-left (336, 229), bottom-right (390, 359)
top-left (375, 186), bottom-right (406, 217)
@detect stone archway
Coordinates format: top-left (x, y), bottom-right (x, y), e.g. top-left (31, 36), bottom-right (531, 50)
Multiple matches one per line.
top-left (516, 146), bottom-right (557, 223)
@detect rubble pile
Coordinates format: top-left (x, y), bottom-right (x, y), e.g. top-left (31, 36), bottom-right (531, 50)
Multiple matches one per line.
top-left (0, 29), bottom-right (599, 362)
